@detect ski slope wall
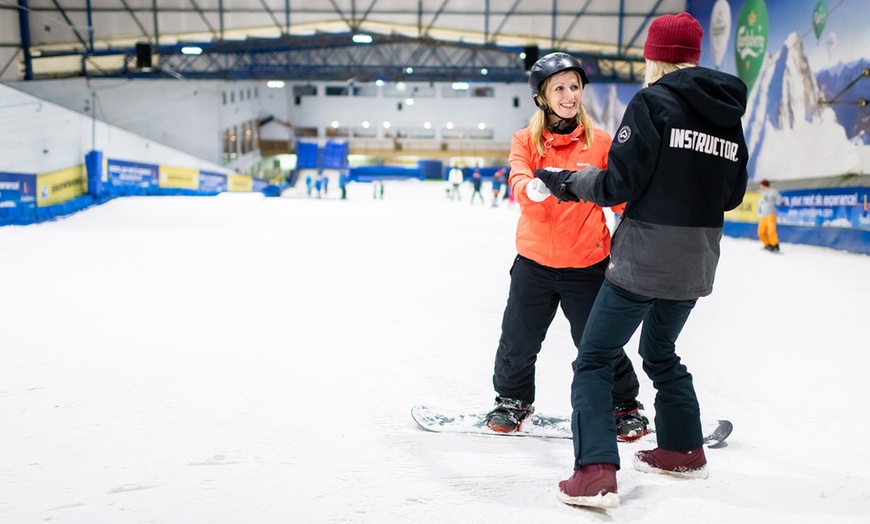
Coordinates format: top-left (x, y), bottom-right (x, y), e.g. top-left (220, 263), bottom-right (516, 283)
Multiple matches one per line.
top-left (724, 184), bottom-right (870, 254)
top-left (0, 155), bottom-right (282, 226)
top-left (0, 83), bottom-right (279, 226)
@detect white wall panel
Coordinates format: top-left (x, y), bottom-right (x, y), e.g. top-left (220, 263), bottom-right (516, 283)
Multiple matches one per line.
top-left (0, 83), bottom-right (232, 175)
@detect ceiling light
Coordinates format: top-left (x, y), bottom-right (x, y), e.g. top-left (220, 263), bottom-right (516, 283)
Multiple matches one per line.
top-left (352, 34), bottom-right (373, 44)
top-left (181, 46), bottom-right (202, 55)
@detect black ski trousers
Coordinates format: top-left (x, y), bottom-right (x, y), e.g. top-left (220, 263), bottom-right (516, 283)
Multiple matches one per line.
top-left (492, 255), bottom-right (640, 405)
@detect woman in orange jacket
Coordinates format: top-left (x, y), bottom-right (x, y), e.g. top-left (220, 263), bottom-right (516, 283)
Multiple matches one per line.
top-left (485, 53), bottom-right (647, 441)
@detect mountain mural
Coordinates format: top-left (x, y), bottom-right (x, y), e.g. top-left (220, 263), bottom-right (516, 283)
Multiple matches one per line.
top-left (743, 32), bottom-right (862, 181)
top-left (815, 58), bottom-right (870, 146)
top-left (585, 83), bottom-right (629, 137)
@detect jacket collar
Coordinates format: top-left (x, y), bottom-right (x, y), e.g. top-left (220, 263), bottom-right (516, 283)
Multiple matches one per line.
top-left (543, 125), bottom-right (586, 148)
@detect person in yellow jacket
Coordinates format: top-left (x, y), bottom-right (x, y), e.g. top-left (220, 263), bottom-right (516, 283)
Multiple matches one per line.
top-left (485, 53), bottom-right (647, 442)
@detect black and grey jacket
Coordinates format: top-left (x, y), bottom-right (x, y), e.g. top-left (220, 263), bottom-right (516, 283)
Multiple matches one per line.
top-left (566, 66), bottom-right (748, 300)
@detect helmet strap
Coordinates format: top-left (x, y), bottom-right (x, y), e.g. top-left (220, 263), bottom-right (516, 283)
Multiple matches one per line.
top-left (538, 98), bottom-right (579, 134)
top-left (547, 116), bottom-right (578, 134)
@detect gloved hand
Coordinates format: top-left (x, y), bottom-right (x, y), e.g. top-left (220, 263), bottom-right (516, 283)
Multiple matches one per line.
top-left (525, 178), bottom-right (551, 202)
top-left (533, 168), bottom-right (580, 202)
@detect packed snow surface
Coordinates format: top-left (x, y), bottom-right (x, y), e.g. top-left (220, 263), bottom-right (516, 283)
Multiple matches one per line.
top-left (1, 180), bottom-right (867, 523)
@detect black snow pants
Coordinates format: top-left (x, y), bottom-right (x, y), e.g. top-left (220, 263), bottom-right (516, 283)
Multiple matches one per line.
top-left (492, 255), bottom-right (640, 405)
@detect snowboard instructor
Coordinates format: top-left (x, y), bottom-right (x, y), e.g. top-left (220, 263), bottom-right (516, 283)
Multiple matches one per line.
top-left (534, 12), bottom-right (749, 508)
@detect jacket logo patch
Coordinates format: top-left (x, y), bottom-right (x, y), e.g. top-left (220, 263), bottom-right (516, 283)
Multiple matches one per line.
top-left (617, 126), bottom-right (631, 143)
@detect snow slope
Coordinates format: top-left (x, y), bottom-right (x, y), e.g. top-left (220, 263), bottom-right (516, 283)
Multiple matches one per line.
top-left (0, 180), bottom-right (867, 523)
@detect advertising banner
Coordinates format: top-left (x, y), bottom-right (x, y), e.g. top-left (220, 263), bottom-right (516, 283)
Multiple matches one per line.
top-left (199, 171), bottom-right (228, 193)
top-left (227, 174), bottom-right (254, 192)
top-left (779, 187), bottom-right (870, 230)
top-left (36, 165), bottom-right (87, 207)
top-left (0, 172), bottom-right (37, 209)
top-left (159, 165), bottom-right (199, 190)
top-left (725, 187), bottom-right (869, 231)
top-left (107, 159), bottom-right (158, 189)
top-left (724, 192), bottom-right (762, 223)
top-left (251, 178), bottom-right (270, 192)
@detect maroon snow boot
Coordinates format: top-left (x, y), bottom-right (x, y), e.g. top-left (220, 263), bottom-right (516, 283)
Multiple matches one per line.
top-left (557, 463), bottom-right (619, 509)
top-left (633, 446), bottom-right (708, 479)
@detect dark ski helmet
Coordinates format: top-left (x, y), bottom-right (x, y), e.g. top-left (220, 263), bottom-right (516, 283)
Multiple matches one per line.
top-left (528, 52), bottom-right (589, 110)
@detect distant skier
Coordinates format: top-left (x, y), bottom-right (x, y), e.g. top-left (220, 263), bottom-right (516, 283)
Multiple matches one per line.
top-left (491, 168), bottom-right (507, 207)
top-left (470, 169), bottom-right (484, 205)
top-left (447, 166), bottom-right (463, 201)
top-left (758, 179), bottom-right (783, 252)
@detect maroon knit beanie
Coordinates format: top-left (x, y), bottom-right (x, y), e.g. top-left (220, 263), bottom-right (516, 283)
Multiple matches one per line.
top-left (643, 12), bottom-right (703, 65)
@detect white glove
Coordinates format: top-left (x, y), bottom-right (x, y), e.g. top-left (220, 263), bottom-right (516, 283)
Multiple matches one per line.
top-left (526, 178), bottom-right (551, 202)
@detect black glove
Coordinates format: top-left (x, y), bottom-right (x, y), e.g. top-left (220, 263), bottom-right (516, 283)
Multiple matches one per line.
top-left (533, 168), bottom-right (580, 202)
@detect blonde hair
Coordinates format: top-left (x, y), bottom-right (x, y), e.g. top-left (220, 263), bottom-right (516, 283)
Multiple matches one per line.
top-left (643, 59), bottom-right (697, 88)
top-left (529, 71), bottom-right (596, 157)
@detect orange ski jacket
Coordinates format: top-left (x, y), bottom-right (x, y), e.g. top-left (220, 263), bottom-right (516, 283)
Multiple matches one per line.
top-left (509, 125), bottom-right (625, 269)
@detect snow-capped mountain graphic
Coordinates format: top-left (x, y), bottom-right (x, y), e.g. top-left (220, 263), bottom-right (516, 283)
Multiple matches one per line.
top-left (586, 84), bottom-right (628, 137)
top-left (816, 58), bottom-right (870, 145)
top-left (743, 32), bottom-right (862, 181)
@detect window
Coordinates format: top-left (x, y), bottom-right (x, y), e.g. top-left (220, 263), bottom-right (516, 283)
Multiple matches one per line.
top-left (442, 127), bottom-right (466, 139)
top-left (472, 87), bottom-right (495, 98)
top-left (409, 85), bottom-right (436, 97)
top-left (294, 127), bottom-right (319, 138)
top-left (470, 128), bottom-right (494, 139)
top-left (352, 126), bottom-right (377, 138)
top-left (441, 85), bottom-right (468, 98)
top-left (222, 126), bottom-right (239, 162)
top-left (293, 85), bottom-right (318, 97)
top-left (242, 121), bottom-right (254, 154)
top-left (382, 83), bottom-right (411, 97)
top-left (411, 127), bottom-right (435, 139)
top-left (326, 85), bottom-right (350, 96)
top-left (222, 128), bottom-right (231, 163)
top-left (352, 84), bottom-right (377, 97)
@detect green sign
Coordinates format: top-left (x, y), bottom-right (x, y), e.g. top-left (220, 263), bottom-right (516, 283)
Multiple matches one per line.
top-left (812, 1), bottom-right (829, 41)
top-left (734, 0), bottom-right (769, 92)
